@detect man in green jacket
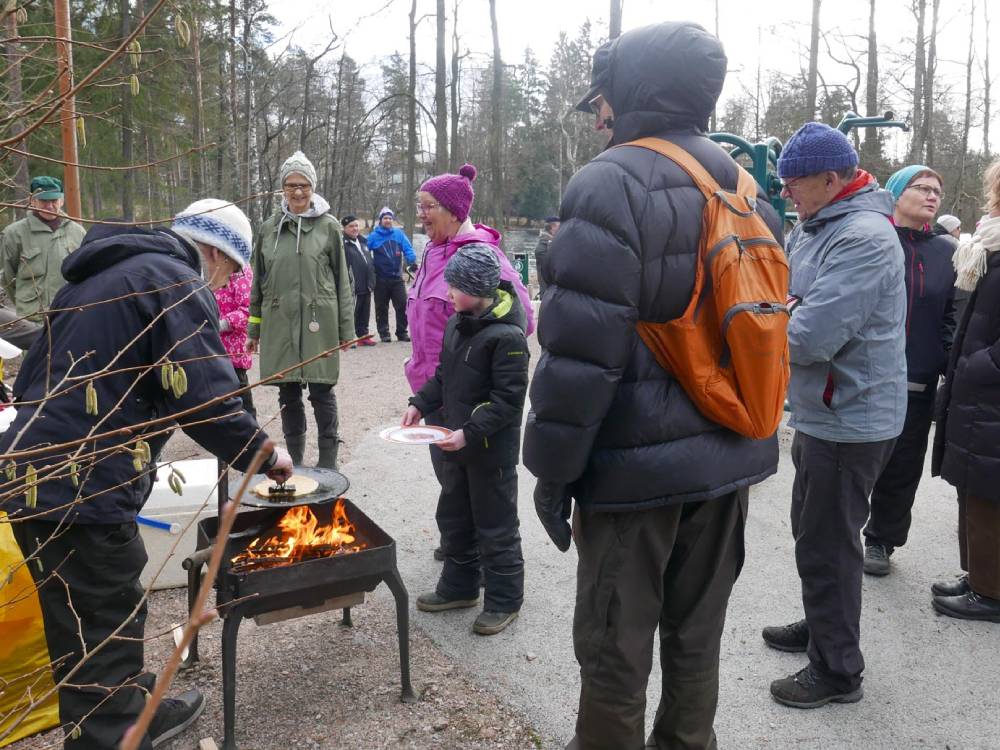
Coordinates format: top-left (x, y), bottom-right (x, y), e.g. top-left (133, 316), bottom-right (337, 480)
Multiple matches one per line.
top-left (1, 176), bottom-right (86, 321)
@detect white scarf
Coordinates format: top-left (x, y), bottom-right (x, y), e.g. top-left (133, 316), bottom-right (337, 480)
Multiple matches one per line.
top-left (953, 214), bottom-right (1000, 291)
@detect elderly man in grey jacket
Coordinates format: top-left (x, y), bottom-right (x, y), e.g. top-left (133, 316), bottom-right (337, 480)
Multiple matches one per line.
top-left (762, 123), bottom-right (906, 709)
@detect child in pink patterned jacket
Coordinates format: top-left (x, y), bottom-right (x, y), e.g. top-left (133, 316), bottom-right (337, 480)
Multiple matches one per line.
top-left (214, 266), bottom-right (255, 417)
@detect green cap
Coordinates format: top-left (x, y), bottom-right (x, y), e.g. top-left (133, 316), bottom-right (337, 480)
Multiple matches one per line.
top-left (30, 176), bottom-right (64, 201)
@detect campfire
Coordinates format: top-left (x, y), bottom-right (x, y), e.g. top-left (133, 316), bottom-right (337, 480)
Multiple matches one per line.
top-left (230, 498), bottom-right (367, 572)
top-left (183, 469), bottom-right (416, 750)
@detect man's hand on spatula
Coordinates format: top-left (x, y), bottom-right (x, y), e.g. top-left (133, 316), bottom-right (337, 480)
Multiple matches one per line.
top-left (266, 446), bottom-right (293, 483)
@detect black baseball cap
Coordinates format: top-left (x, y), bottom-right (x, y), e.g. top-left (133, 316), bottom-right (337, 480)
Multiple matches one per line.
top-left (575, 41), bottom-right (613, 113)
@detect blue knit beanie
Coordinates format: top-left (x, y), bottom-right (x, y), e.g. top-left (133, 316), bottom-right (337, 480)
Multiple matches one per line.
top-left (777, 122), bottom-right (859, 179)
top-left (885, 165), bottom-right (932, 201)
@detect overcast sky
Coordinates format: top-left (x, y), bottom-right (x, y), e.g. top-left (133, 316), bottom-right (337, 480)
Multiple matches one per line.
top-left (271, 0), bottom-right (997, 155)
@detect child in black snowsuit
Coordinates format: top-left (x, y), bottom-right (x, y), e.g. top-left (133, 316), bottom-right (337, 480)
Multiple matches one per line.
top-left (403, 243), bottom-right (529, 635)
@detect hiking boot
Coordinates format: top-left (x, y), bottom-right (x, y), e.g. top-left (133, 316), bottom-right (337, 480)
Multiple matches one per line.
top-left (285, 433), bottom-right (306, 467)
top-left (380, 335), bottom-right (392, 343)
top-left (762, 618), bottom-right (809, 652)
top-left (416, 591), bottom-right (480, 612)
top-left (932, 590), bottom-right (1000, 623)
top-left (770, 666), bottom-right (863, 709)
top-left (863, 544), bottom-right (891, 577)
top-left (149, 689), bottom-right (206, 747)
top-left (931, 574), bottom-right (971, 597)
top-left (473, 610), bottom-right (519, 635)
top-left (317, 437), bottom-right (340, 470)
top-left (358, 338), bottom-right (377, 347)
top-left (397, 332), bottom-right (411, 342)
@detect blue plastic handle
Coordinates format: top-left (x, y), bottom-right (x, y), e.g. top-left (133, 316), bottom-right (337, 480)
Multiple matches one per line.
top-left (136, 515), bottom-right (181, 535)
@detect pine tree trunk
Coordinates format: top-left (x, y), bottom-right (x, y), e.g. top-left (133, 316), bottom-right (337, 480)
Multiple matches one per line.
top-left (121, 0), bottom-right (134, 220)
top-left (489, 0), bottom-right (503, 228)
top-left (190, 0), bottom-right (205, 194)
top-left (806, 0), bottom-right (821, 119)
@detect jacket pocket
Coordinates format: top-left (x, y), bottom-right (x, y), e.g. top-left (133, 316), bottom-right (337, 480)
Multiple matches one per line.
top-left (822, 367), bottom-right (835, 409)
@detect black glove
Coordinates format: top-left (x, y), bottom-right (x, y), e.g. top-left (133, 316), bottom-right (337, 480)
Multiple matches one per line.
top-left (406, 263), bottom-right (418, 274)
top-left (534, 479), bottom-right (573, 552)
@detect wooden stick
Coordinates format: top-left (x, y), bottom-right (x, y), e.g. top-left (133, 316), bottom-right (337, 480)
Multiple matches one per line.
top-left (119, 444), bottom-right (272, 750)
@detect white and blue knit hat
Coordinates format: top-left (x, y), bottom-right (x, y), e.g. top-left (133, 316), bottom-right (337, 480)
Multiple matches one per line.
top-left (172, 199), bottom-right (252, 268)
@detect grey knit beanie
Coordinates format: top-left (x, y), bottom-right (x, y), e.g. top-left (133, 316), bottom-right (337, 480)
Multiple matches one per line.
top-left (444, 243), bottom-right (501, 298)
top-left (280, 151), bottom-right (317, 188)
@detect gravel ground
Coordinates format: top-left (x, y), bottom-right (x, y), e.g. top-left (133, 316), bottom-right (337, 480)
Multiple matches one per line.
top-left (8, 310), bottom-right (551, 750)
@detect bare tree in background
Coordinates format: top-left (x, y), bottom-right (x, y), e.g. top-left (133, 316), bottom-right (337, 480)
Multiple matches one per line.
top-left (983, 0), bottom-right (992, 157)
top-left (861, 0), bottom-right (881, 167)
top-left (921, 0), bottom-right (940, 165)
top-left (403, 0), bottom-right (418, 239)
top-left (3, 10), bottom-right (29, 215)
top-left (609, 0), bottom-right (622, 39)
top-left (435, 0), bottom-right (448, 172)
top-left (710, 0), bottom-right (719, 132)
top-left (449, 0), bottom-right (462, 170)
top-left (909, 0), bottom-right (927, 162)
top-left (954, 0), bottom-right (976, 212)
top-left (806, 0), bottom-right (822, 119)
top-left (489, 0), bottom-right (503, 226)
top-left (298, 35), bottom-right (339, 151)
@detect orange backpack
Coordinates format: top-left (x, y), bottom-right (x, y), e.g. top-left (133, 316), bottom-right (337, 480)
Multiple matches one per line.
top-left (625, 138), bottom-right (790, 440)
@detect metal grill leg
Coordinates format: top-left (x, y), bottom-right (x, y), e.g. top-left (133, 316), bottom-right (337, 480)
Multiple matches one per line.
top-left (180, 562), bottom-right (203, 668)
top-left (221, 611), bottom-right (244, 750)
top-left (383, 568), bottom-right (417, 703)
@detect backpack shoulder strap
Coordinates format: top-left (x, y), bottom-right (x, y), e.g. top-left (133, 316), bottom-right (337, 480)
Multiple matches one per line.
top-left (621, 137), bottom-right (722, 199)
top-left (623, 137), bottom-right (761, 206)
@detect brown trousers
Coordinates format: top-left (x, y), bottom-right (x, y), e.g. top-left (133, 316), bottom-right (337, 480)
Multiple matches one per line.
top-left (567, 490), bottom-right (747, 750)
top-left (958, 493), bottom-right (1000, 599)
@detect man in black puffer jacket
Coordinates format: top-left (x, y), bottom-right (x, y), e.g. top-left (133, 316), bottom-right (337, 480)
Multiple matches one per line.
top-left (523, 22), bottom-right (782, 750)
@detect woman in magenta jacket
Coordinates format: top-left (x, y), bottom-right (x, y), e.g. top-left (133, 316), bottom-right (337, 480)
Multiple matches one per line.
top-left (406, 163), bottom-right (535, 394)
top-left (407, 164), bottom-right (535, 560)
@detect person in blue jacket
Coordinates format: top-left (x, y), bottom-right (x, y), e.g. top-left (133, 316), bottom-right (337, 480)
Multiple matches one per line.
top-left (862, 165), bottom-right (956, 577)
top-left (366, 206), bottom-right (417, 342)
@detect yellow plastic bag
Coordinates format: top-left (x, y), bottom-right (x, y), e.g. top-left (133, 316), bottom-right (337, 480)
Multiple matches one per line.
top-left (0, 513), bottom-right (59, 746)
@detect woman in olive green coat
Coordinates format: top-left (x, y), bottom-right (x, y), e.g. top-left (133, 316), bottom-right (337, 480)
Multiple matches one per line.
top-left (247, 151), bottom-right (354, 468)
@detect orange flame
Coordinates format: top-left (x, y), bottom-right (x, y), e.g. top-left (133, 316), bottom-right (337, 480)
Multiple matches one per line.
top-left (231, 499), bottom-right (366, 570)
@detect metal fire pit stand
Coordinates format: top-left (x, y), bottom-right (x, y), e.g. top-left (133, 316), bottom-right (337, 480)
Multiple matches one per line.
top-left (180, 462), bottom-right (417, 750)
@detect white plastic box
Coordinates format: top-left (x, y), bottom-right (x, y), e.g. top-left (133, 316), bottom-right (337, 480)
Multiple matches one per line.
top-left (139, 458), bottom-right (220, 590)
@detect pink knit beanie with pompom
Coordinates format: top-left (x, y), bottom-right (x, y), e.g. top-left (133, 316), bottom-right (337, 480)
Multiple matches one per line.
top-left (419, 164), bottom-right (477, 222)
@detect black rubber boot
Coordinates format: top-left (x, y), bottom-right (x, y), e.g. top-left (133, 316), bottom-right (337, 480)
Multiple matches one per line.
top-left (285, 433), bottom-right (306, 467)
top-left (317, 436), bottom-right (339, 470)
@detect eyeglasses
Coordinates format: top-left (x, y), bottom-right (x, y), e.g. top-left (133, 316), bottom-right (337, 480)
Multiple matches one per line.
top-left (282, 183), bottom-right (312, 195)
top-left (415, 201), bottom-right (441, 215)
top-left (779, 175), bottom-right (812, 192)
top-left (588, 94), bottom-right (605, 116)
top-left (906, 184), bottom-right (944, 199)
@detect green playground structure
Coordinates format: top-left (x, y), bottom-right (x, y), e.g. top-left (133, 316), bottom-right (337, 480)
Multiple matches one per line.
top-left (709, 111), bottom-right (909, 225)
